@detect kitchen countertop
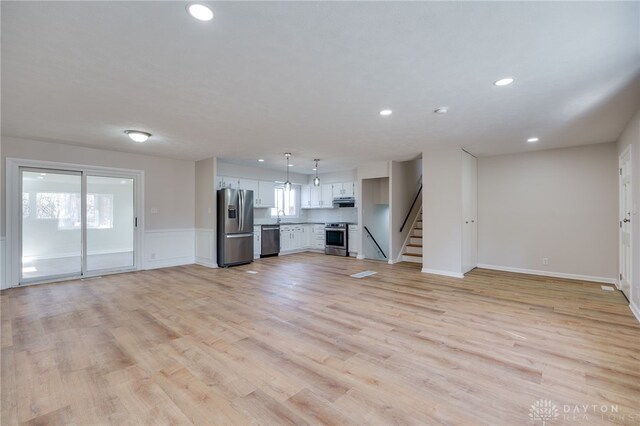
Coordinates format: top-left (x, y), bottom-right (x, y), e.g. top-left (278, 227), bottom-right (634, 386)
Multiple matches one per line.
top-left (254, 222), bottom-right (358, 226)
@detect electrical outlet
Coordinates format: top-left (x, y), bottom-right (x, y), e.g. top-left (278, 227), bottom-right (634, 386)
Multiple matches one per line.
top-left (150, 252), bottom-right (156, 260)
top-left (542, 257), bottom-right (549, 266)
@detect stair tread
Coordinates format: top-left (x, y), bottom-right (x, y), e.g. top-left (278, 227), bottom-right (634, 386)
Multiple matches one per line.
top-left (402, 252), bottom-right (422, 257)
top-left (406, 244), bottom-right (422, 248)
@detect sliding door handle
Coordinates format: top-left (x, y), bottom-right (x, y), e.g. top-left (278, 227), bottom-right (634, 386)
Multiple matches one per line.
top-left (623, 218), bottom-right (630, 223)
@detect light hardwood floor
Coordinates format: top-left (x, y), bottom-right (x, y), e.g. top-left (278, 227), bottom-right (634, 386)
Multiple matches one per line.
top-left (2, 253), bottom-right (639, 425)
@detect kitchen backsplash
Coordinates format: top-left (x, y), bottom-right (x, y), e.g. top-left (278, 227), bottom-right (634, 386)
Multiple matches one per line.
top-left (253, 207), bottom-right (357, 225)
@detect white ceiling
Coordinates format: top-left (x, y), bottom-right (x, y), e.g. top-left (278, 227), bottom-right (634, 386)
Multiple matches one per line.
top-left (2, 1), bottom-right (639, 174)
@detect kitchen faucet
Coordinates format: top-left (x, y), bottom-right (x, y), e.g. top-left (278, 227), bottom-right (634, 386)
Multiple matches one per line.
top-left (276, 209), bottom-right (285, 224)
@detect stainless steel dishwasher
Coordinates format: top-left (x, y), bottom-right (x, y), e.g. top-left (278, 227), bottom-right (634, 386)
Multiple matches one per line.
top-left (261, 225), bottom-right (280, 257)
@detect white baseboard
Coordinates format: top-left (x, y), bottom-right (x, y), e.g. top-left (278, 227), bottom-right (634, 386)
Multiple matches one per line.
top-left (421, 268), bottom-right (464, 279)
top-left (145, 256), bottom-right (195, 270)
top-left (356, 254), bottom-right (365, 260)
top-left (629, 302), bottom-right (640, 324)
top-left (476, 263), bottom-right (617, 285)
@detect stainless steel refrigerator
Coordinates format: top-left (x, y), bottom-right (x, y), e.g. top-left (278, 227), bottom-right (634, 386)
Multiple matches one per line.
top-left (217, 188), bottom-right (254, 267)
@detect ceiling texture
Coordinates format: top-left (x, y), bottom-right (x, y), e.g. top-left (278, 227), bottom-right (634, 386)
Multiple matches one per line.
top-left (2, 1), bottom-right (639, 174)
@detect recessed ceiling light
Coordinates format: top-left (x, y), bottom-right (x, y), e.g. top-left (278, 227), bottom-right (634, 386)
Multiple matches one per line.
top-left (494, 77), bottom-right (514, 86)
top-left (39, 173), bottom-right (47, 176)
top-left (258, 159), bottom-right (265, 162)
top-left (312, 168), bottom-right (317, 171)
top-left (379, 109), bottom-right (392, 116)
top-left (124, 130), bottom-right (151, 143)
top-left (434, 107), bottom-right (448, 114)
top-left (527, 137), bottom-right (539, 143)
top-left (288, 164), bottom-right (294, 167)
top-left (186, 3), bottom-right (214, 21)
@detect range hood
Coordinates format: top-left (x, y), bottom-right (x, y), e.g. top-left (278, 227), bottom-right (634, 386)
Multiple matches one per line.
top-left (333, 197), bottom-right (355, 208)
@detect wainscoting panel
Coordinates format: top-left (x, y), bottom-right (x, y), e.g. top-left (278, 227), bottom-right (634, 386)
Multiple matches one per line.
top-left (144, 229), bottom-right (195, 270)
top-left (195, 228), bottom-right (216, 268)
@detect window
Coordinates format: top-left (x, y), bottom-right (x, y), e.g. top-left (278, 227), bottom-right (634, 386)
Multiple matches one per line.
top-left (34, 192), bottom-right (113, 229)
top-left (271, 186), bottom-right (298, 217)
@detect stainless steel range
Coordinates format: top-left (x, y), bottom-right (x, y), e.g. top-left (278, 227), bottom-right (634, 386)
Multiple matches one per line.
top-left (325, 223), bottom-right (348, 256)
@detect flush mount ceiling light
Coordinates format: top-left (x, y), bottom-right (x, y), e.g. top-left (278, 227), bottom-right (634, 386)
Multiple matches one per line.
top-left (527, 137), bottom-right (539, 143)
top-left (494, 77), bottom-right (514, 86)
top-left (124, 130), bottom-right (151, 143)
top-left (283, 153), bottom-right (292, 191)
top-left (379, 109), bottom-right (392, 116)
top-left (186, 3), bottom-right (214, 21)
top-left (434, 107), bottom-right (449, 114)
top-left (313, 159), bottom-right (321, 187)
top-left (258, 159), bottom-right (265, 162)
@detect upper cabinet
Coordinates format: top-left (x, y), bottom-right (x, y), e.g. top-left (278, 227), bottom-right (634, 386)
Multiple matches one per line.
top-left (257, 181), bottom-right (275, 207)
top-left (332, 182), bottom-right (355, 198)
top-left (301, 181), bottom-right (357, 209)
top-left (217, 176), bottom-right (275, 208)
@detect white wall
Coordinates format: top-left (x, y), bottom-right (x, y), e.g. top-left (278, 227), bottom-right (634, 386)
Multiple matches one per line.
top-left (422, 147), bottom-right (464, 277)
top-left (195, 157), bottom-right (217, 267)
top-left (390, 158), bottom-right (422, 262)
top-left (616, 109), bottom-right (640, 316)
top-left (478, 142), bottom-right (618, 283)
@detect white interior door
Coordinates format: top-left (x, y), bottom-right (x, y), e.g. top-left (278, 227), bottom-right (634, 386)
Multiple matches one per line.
top-left (462, 151), bottom-right (478, 273)
top-left (619, 147), bottom-right (632, 299)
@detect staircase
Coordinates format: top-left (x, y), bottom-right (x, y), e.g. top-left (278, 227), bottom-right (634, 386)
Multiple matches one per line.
top-left (401, 209), bottom-right (422, 263)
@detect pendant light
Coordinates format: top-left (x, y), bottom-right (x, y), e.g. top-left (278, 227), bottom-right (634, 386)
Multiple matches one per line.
top-left (284, 152), bottom-right (292, 191)
top-left (313, 159), bottom-right (320, 187)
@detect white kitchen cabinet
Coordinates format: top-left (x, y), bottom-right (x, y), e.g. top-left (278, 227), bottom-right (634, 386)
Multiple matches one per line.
top-left (216, 176), bottom-right (238, 190)
top-left (310, 185), bottom-right (322, 208)
top-left (332, 182), bottom-right (355, 198)
top-left (291, 225), bottom-right (304, 250)
top-left (462, 151), bottom-right (478, 273)
top-left (302, 184), bottom-right (335, 209)
top-left (311, 224), bottom-right (325, 250)
top-left (280, 225), bottom-right (306, 252)
top-left (280, 225), bottom-right (293, 252)
top-left (320, 184), bottom-right (333, 208)
top-left (257, 181), bottom-right (275, 207)
top-left (301, 186), bottom-right (312, 209)
top-left (253, 226), bottom-right (261, 259)
top-left (348, 224), bottom-right (358, 254)
top-left (229, 178), bottom-right (275, 208)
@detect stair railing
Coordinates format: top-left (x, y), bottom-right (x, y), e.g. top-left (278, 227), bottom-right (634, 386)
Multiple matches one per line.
top-left (399, 179), bottom-right (423, 233)
top-left (363, 226), bottom-right (387, 259)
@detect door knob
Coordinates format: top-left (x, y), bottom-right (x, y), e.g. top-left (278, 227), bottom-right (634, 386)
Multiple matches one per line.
top-left (623, 218), bottom-right (630, 223)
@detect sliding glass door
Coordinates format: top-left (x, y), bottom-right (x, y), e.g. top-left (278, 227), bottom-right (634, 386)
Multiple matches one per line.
top-left (20, 168), bottom-right (136, 284)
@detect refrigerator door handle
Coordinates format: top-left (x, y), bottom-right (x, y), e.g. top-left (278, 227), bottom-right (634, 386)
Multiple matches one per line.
top-left (226, 233), bottom-right (253, 239)
top-left (239, 190), bottom-right (243, 230)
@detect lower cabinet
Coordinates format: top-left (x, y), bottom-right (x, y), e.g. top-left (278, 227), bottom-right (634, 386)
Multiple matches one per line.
top-left (279, 224), bottom-right (324, 253)
top-left (348, 225), bottom-right (358, 254)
